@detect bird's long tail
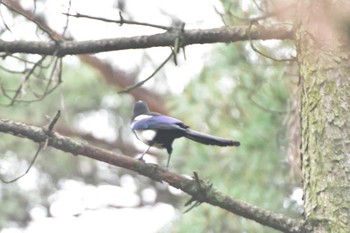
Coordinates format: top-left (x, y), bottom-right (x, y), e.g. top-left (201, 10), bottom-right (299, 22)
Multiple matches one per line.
top-left (184, 129), bottom-right (240, 147)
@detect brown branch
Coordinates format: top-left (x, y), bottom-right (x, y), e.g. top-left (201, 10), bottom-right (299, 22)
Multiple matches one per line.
top-left (0, 111), bottom-right (60, 183)
top-left (7, 56), bottom-right (46, 105)
top-left (54, 124), bottom-right (143, 155)
top-left (0, 25), bottom-right (293, 56)
top-left (64, 12), bottom-right (171, 30)
top-left (0, 118), bottom-right (311, 233)
top-left (78, 55), bottom-right (168, 114)
top-left (1, 0), bottom-right (167, 114)
top-left (0, 142), bottom-right (42, 183)
top-left (118, 52), bottom-right (174, 93)
top-left (1, 0), bottom-right (60, 41)
top-left (1, 55), bottom-right (62, 105)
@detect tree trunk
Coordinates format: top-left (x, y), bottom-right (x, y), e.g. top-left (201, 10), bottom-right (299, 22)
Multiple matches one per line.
top-left (297, 1), bottom-right (350, 232)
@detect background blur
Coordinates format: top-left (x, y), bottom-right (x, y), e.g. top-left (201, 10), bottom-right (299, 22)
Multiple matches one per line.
top-left (0, 0), bottom-right (302, 232)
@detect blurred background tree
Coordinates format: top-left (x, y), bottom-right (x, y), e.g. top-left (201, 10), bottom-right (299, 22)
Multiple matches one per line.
top-left (0, 0), bottom-right (303, 232)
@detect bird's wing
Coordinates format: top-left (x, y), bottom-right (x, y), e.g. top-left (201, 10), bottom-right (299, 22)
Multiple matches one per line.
top-left (131, 115), bottom-right (188, 131)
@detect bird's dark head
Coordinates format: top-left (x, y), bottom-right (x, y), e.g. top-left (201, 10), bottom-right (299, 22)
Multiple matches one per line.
top-left (132, 101), bottom-right (150, 120)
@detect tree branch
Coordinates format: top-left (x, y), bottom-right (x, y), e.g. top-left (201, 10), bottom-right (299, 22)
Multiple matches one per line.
top-left (0, 118), bottom-right (310, 233)
top-left (0, 25), bottom-right (293, 56)
top-left (0, 0), bottom-right (167, 113)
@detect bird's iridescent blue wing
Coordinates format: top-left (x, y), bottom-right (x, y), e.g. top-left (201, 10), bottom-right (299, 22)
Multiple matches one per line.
top-left (131, 115), bottom-right (188, 131)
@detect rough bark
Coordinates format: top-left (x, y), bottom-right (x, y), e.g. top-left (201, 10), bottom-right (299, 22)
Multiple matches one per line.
top-left (0, 25), bottom-right (292, 55)
top-left (0, 119), bottom-right (310, 233)
top-left (297, 0), bottom-right (350, 232)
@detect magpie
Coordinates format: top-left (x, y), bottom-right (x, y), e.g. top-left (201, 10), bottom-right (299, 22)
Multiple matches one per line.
top-left (131, 101), bottom-right (240, 167)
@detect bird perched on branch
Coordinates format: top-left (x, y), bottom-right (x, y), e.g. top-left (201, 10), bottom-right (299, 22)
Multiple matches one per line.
top-left (131, 100), bottom-right (240, 167)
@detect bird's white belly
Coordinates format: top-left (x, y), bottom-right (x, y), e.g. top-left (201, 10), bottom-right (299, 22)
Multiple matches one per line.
top-left (134, 129), bottom-right (157, 145)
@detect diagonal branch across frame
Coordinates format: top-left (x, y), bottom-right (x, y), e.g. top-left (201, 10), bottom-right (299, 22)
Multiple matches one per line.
top-left (0, 118), bottom-right (311, 233)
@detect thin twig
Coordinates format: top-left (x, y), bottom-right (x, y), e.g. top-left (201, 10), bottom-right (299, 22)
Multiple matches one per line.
top-left (249, 39), bottom-right (295, 62)
top-left (2, 55), bottom-right (62, 105)
top-left (248, 3), bottom-right (296, 22)
top-left (0, 1), bottom-right (13, 34)
top-left (183, 200), bottom-right (202, 213)
top-left (224, 2), bottom-right (296, 23)
top-left (46, 110), bottom-right (61, 132)
top-left (118, 52), bottom-right (173, 93)
top-left (1, 0), bottom-right (59, 42)
top-left (241, 73), bottom-right (289, 114)
top-left (0, 110), bottom-right (61, 183)
top-left (9, 56), bottom-right (47, 106)
top-left (62, 0), bottom-right (72, 37)
top-left (37, 56), bottom-right (62, 99)
top-left (118, 23), bottom-right (184, 93)
top-left (183, 171), bottom-right (209, 213)
top-left (0, 143), bottom-right (42, 183)
top-left (58, 57), bottom-right (63, 83)
top-left (252, 0), bottom-right (265, 12)
top-left (247, 23), bottom-right (295, 62)
top-left (64, 12), bottom-right (171, 31)
top-left (249, 93), bottom-right (288, 114)
top-left (172, 22), bottom-right (186, 65)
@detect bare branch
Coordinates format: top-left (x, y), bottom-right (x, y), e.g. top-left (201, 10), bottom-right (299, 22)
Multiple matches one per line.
top-left (0, 142), bottom-right (42, 183)
top-left (247, 23), bottom-right (295, 62)
top-left (0, 118), bottom-right (311, 233)
top-left (1, 0), bottom-right (60, 41)
top-left (0, 0), bottom-right (167, 112)
top-left (118, 52), bottom-right (173, 93)
top-left (46, 110), bottom-right (61, 133)
top-left (0, 25), bottom-right (293, 56)
top-left (78, 54), bottom-right (168, 114)
top-left (0, 112), bottom-right (60, 183)
top-left (7, 56), bottom-right (47, 105)
top-left (64, 12), bottom-right (171, 30)
top-left (1, 55), bottom-right (63, 105)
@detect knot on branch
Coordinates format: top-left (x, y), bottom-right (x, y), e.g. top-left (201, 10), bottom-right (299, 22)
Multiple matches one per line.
top-left (184, 171), bottom-right (213, 213)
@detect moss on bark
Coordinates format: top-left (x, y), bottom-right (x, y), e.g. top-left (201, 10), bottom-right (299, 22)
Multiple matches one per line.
top-left (297, 1), bottom-right (350, 232)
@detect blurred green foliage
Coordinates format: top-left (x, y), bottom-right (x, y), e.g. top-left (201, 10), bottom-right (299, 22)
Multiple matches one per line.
top-left (0, 0), bottom-right (301, 232)
top-left (167, 41), bottom-right (297, 232)
top-left (164, 2), bottom-right (300, 231)
top-left (0, 61), bottom-right (135, 227)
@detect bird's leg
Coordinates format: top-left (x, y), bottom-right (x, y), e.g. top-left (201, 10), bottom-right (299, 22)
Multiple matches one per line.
top-left (166, 153), bottom-right (171, 168)
top-left (139, 144), bottom-right (152, 162)
top-left (166, 146), bottom-right (173, 167)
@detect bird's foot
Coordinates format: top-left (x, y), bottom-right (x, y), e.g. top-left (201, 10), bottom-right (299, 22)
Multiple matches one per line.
top-left (137, 156), bottom-right (146, 162)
